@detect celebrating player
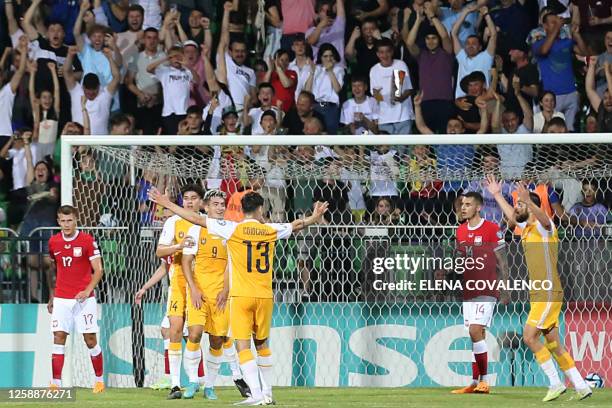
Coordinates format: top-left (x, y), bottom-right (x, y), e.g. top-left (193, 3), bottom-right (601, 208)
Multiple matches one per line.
top-left (487, 176), bottom-right (592, 401)
top-left (452, 192), bottom-right (508, 395)
top-left (181, 189), bottom-right (250, 399)
top-left (47, 205), bottom-right (104, 393)
top-left (155, 184), bottom-right (204, 399)
top-left (149, 187), bottom-right (328, 405)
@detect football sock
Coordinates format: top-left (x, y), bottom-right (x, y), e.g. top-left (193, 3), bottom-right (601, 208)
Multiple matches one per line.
top-left (163, 339), bottom-right (170, 376)
top-left (52, 344), bottom-right (65, 386)
top-left (89, 344), bottom-right (104, 382)
top-left (183, 340), bottom-right (201, 384)
top-left (257, 348), bottom-right (273, 396)
top-left (239, 349), bottom-right (262, 400)
top-left (473, 340), bottom-right (488, 382)
top-left (535, 347), bottom-right (561, 387)
top-left (205, 347), bottom-right (223, 388)
top-left (168, 342), bottom-right (182, 388)
top-left (198, 348), bottom-right (205, 384)
top-left (224, 339), bottom-right (243, 380)
top-left (471, 353), bottom-right (479, 384)
top-left (554, 351), bottom-right (589, 390)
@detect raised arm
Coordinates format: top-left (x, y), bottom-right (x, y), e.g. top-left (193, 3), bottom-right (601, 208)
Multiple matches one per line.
top-left (81, 96), bottom-right (91, 135)
top-left (475, 98), bottom-right (489, 134)
top-left (146, 55), bottom-right (168, 74)
top-left (216, 2), bottom-right (233, 84)
top-left (405, 9), bottom-right (422, 57)
top-left (586, 56), bottom-right (602, 112)
top-left (429, 7), bottom-right (452, 54)
top-left (345, 26), bottom-right (360, 60)
top-left (4, 0), bottom-right (20, 36)
top-left (485, 174), bottom-right (516, 223)
top-left (24, 134), bottom-right (34, 185)
top-left (291, 201), bottom-right (329, 233)
top-left (307, 14), bottom-right (330, 46)
top-left (571, 23), bottom-right (589, 56)
top-left (9, 41), bottom-right (28, 94)
top-left (356, 0), bottom-right (388, 20)
top-left (28, 60), bottom-right (38, 113)
top-left (148, 187), bottom-right (207, 227)
top-left (535, 15), bottom-right (561, 56)
top-left (74, 0), bottom-right (91, 51)
top-left (516, 183), bottom-right (552, 230)
top-left (48, 62), bottom-right (61, 115)
top-left (512, 76), bottom-right (533, 131)
top-left (491, 92), bottom-right (502, 133)
top-left (335, 0), bottom-right (345, 19)
top-left (23, 0), bottom-right (43, 41)
top-left (451, 3), bottom-right (477, 55)
top-left (201, 43), bottom-right (220, 93)
top-left (413, 92), bottom-right (434, 134)
top-left (103, 48), bottom-right (121, 95)
top-left (303, 60), bottom-right (316, 93)
top-left (482, 7), bottom-right (497, 56)
top-left (135, 263), bottom-right (169, 305)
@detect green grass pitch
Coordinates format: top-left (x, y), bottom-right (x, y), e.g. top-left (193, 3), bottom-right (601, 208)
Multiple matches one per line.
top-left (1, 387), bottom-right (610, 407)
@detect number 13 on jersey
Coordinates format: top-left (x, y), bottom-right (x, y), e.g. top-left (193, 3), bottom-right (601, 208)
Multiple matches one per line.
top-left (243, 240), bottom-right (270, 273)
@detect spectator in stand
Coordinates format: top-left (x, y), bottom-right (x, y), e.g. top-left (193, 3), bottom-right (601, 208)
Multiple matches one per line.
top-left (200, 43), bottom-right (236, 135)
top-left (288, 35), bottom-right (313, 102)
top-left (146, 45), bottom-right (200, 135)
top-left (533, 91), bottom-right (565, 133)
top-left (73, 0), bottom-right (123, 110)
top-left (365, 196), bottom-right (401, 225)
top-left (65, 46), bottom-right (120, 135)
top-left (303, 116), bottom-right (327, 135)
top-left (282, 90), bottom-right (326, 134)
top-left (569, 179), bottom-right (608, 238)
top-left (109, 113), bottom-right (132, 135)
top-left (116, 4), bottom-right (145, 72)
top-left (364, 145), bottom-right (400, 211)
top-left (339, 75), bottom-right (379, 134)
top-left (400, 144), bottom-right (441, 226)
top-left (532, 12), bottom-right (589, 131)
top-left (183, 39), bottom-right (211, 108)
top-left (498, 46), bottom-right (539, 111)
top-left (571, 1), bottom-right (612, 54)
top-left (243, 83), bottom-right (283, 135)
top-left (306, 0), bottom-right (346, 66)
top-left (264, 49), bottom-right (297, 113)
top-left (586, 56), bottom-right (612, 132)
top-left (452, 3), bottom-right (497, 97)
top-left (405, 4), bottom-right (455, 134)
top-left (29, 61), bottom-right (60, 160)
top-left (280, 0), bottom-right (316, 51)
top-left (440, 0), bottom-right (479, 47)
top-left (454, 71), bottom-right (488, 133)
top-left (345, 18), bottom-right (382, 77)
top-left (303, 43), bottom-right (344, 134)
top-left (594, 31), bottom-right (612, 96)
top-left (490, 0), bottom-right (534, 57)
top-left (216, 2), bottom-right (256, 113)
top-left (369, 37), bottom-right (414, 134)
top-left (125, 27), bottom-right (165, 135)
top-left (1, 128), bottom-right (38, 193)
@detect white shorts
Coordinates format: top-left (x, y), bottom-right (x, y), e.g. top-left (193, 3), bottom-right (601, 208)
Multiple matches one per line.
top-left (463, 297), bottom-right (496, 328)
top-left (160, 315), bottom-right (188, 337)
top-left (51, 297), bottom-right (99, 334)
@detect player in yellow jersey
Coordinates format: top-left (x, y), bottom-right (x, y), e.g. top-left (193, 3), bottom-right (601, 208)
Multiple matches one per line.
top-left (487, 176), bottom-right (592, 402)
top-left (155, 184), bottom-right (203, 399)
top-left (149, 187), bottom-right (328, 406)
top-left (181, 189), bottom-right (250, 400)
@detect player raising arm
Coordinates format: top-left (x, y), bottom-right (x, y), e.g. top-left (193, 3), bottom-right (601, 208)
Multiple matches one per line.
top-left (47, 205), bottom-right (104, 393)
top-left (486, 175), bottom-right (592, 401)
top-left (149, 188), bottom-right (328, 405)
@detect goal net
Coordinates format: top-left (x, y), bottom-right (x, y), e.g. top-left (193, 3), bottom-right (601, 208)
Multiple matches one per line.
top-left (61, 134), bottom-right (611, 388)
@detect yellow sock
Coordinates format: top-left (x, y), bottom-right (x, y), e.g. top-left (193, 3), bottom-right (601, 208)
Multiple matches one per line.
top-left (186, 340), bottom-right (200, 352)
top-left (534, 347), bottom-right (552, 364)
top-left (238, 349), bottom-right (254, 365)
top-left (257, 348), bottom-right (271, 358)
top-left (554, 352), bottom-right (576, 372)
top-left (209, 347), bottom-right (223, 357)
top-left (223, 338), bottom-right (234, 349)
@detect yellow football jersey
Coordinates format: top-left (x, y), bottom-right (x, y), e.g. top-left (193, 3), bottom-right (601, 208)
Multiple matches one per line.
top-left (158, 215), bottom-right (195, 283)
top-left (183, 225), bottom-right (228, 298)
top-left (206, 218), bottom-right (293, 298)
top-left (519, 219), bottom-right (563, 301)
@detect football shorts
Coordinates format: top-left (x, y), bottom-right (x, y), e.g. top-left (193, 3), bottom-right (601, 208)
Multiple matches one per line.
top-left (463, 296), bottom-right (496, 328)
top-left (229, 297), bottom-right (273, 341)
top-left (186, 295), bottom-right (230, 337)
top-left (51, 297), bottom-right (99, 334)
top-left (526, 301), bottom-right (562, 331)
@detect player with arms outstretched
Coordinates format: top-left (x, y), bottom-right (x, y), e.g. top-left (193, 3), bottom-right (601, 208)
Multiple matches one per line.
top-left (149, 187), bottom-right (328, 405)
top-left (452, 192), bottom-right (508, 395)
top-left (487, 176), bottom-right (592, 401)
top-left (155, 184), bottom-right (203, 399)
top-left (181, 189), bottom-right (250, 400)
top-left (47, 205), bottom-right (104, 393)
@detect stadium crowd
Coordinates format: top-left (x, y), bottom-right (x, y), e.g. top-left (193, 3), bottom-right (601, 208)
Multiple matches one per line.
top-left (0, 0), bottom-right (611, 302)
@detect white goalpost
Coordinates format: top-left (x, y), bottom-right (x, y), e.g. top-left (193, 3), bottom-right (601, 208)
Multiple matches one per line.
top-left (59, 133), bottom-right (611, 388)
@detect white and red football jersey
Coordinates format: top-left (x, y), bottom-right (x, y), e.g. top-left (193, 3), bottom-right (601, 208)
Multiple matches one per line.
top-left (456, 219), bottom-right (505, 300)
top-left (48, 231), bottom-right (101, 299)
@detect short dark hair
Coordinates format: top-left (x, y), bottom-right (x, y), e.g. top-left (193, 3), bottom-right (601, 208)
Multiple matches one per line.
top-left (466, 35), bottom-right (482, 46)
top-left (83, 73), bottom-right (100, 90)
top-left (181, 183), bottom-right (204, 198)
top-left (529, 192), bottom-right (541, 208)
top-left (317, 43), bottom-right (340, 64)
top-left (186, 105), bottom-right (201, 115)
top-left (351, 74), bottom-right (368, 85)
top-left (57, 205), bottom-right (78, 216)
top-left (361, 17), bottom-right (378, 28)
top-left (274, 49), bottom-right (290, 59)
top-left (298, 90), bottom-right (316, 104)
top-left (258, 82), bottom-right (275, 93)
top-left (548, 117), bottom-right (567, 129)
top-left (46, 20), bottom-right (65, 30)
top-left (128, 4), bottom-right (144, 15)
top-left (241, 192), bottom-right (265, 214)
top-left (110, 113), bottom-right (131, 129)
top-left (375, 37), bottom-right (395, 51)
top-left (463, 191), bottom-right (484, 205)
top-left (260, 109), bottom-right (277, 123)
top-left (229, 39), bottom-right (247, 49)
top-left (144, 27), bottom-right (159, 35)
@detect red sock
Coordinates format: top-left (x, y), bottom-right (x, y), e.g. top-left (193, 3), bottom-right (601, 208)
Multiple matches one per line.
top-left (52, 353), bottom-right (65, 380)
top-left (197, 349), bottom-right (204, 377)
top-left (474, 352), bottom-right (488, 379)
top-left (90, 346), bottom-right (104, 378)
top-left (472, 360), bottom-right (480, 382)
top-left (164, 349), bottom-right (170, 375)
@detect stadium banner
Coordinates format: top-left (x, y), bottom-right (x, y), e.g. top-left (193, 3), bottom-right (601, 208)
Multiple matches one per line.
top-left (2, 303), bottom-right (609, 388)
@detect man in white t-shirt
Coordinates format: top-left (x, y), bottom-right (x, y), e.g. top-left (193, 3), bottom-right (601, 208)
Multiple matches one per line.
top-left (340, 75), bottom-right (379, 134)
top-left (216, 1), bottom-right (256, 113)
top-left (0, 41), bottom-right (27, 140)
top-left (0, 129), bottom-right (38, 191)
top-left (64, 46), bottom-right (120, 135)
top-left (369, 38), bottom-right (414, 135)
top-left (147, 46), bottom-right (200, 135)
top-left (116, 5), bottom-right (145, 71)
top-left (452, 3), bottom-right (497, 98)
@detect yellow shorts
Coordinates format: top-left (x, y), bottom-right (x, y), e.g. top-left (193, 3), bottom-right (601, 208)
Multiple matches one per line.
top-left (166, 277), bottom-right (187, 318)
top-left (526, 301), bottom-right (562, 331)
top-left (229, 297), bottom-right (273, 341)
top-left (186, 294), bottom-right (230, 337)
